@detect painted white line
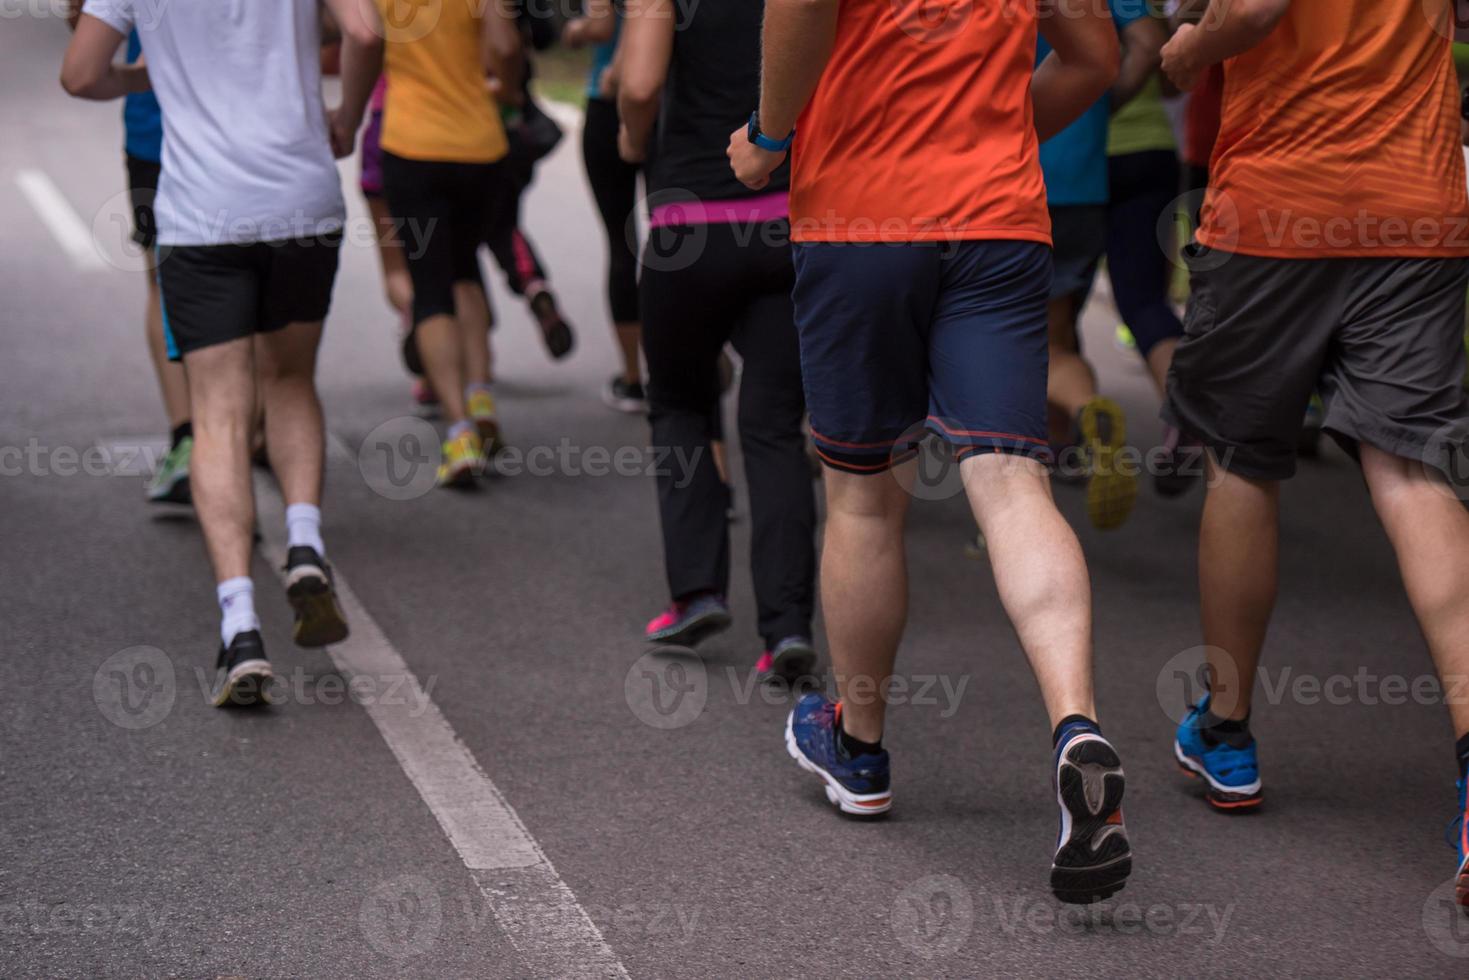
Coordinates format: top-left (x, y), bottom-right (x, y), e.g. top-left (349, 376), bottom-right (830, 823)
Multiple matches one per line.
top-left (15, 169), bottom-right (106, 271)
top-left (252, 476), bottom-right (629, 979)
top-left (542, 97), bottom-right (585, 131)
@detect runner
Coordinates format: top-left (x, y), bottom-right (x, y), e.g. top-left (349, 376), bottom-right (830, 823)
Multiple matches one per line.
top-left (621, 0), bottom-right (818, 682)
top-left (564, 0), bottom-right (646, 413)
top-left (730, 0), bottom-right (1133, 901)
top-left (1037, 0), bottom-right (1159, 527)
top-left (1159, 0), bottom-right (1469, 899)
top-left (334, 0), bottom-right (524, 486)
top-left (64, 5), bottom-right (191, 504)
top-left (63, 0), bottom-right (359, 705)
top-left (1103, 4), bottom-right (1194, 496)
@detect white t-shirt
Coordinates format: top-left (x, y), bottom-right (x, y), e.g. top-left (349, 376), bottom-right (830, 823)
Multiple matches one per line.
top-left (83, 0), bottom-right (346, 246)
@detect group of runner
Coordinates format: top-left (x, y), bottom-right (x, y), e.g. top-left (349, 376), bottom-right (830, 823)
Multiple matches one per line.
top-left (61, 0), bottom-right (1469, 908)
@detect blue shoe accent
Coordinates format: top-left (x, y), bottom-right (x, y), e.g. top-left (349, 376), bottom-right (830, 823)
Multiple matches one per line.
top-left (1051, 727), bottom-right (1131, 903)
top-left (784, 693), bottom-right (891, 816)
top-left (1174, 696), bottom-right (1263, 810)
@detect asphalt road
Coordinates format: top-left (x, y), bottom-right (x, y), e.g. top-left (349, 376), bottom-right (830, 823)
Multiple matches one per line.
top-left (4, 12), bottom-right (1469, 979)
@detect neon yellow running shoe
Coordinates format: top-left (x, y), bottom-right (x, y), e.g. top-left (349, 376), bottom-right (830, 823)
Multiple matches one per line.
top-left (1078, 396), bottom-right (1138, 531)
top-left (466, 389), bottom-right (504, 455)
top-left (1113, 324), bottom-right (1137, 354)
top-left (437, 429), bottom-right (485, 488)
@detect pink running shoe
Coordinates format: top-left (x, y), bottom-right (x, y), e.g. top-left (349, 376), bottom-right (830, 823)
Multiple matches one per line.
top-left (645, 594), bottom-right (731, 647)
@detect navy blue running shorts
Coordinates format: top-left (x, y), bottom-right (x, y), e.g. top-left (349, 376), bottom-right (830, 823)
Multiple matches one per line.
top-left (791, 239), bottom-right (1054, 474)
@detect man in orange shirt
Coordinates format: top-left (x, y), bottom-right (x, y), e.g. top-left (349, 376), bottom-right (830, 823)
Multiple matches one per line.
top-left (729, 0), bottom-right (1133, 903)
top-left (1161, 0), bottom-right (1469, 893)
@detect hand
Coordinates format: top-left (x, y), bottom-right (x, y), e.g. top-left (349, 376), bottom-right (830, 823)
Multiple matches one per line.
top-left (1160, 23), bottom-right (1202, 91)
top-left (562, 16), bottom-right (591, 48)
top-left (725, 124), bottom-right (785, 191)
top-left (487, 72), bottom-right (524, 108)
top-left (598, 61), bottom-right (619, 100)
top-left (328, 107), bottom-right (358, 159)
top-left (617, 123), bottom-right (646, 164)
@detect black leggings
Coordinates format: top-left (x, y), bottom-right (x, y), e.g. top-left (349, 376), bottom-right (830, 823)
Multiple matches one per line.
top-left (381, 151), bottom-right (501, 326)
top-left (641, 220), bottom-right (815, 647)
top-left (1104, 150), bottom-right (1185, 359)
top-left (583, 97), bottom-right (641, 324)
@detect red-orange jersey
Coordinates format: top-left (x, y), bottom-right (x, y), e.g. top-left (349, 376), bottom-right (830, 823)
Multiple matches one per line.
top-left (1198, 0), bottom-right (1469, 258)
top-left (789, 0), bottom-right (1050, 245)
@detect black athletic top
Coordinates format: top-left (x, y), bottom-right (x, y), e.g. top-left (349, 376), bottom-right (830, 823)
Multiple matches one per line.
top-left (646, 0), bottom-right (790, 201)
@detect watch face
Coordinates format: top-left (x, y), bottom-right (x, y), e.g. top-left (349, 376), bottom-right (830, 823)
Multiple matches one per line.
top-left (747, 111), bottom-right (759, 143)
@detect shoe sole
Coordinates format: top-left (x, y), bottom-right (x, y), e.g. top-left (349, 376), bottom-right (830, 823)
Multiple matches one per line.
top-left (211, 659), bottom-right (275, 707)
top-left (1173, 741), bottom-right (1264, 811)
top-left (646, 608), bottom-right (732, 647)
top-left (287, 569), bottom-right (350, 648)
top-left (473, 419), bottom-right (505, 457)
top-left (1051, 734), bottom-right (1132, 904)
top-left (766, 642), bottom-right (817, 685)
top-left (146, 473), bottom-right (192, 505)
top-left (438, 456), bottom-right (483, 489)
top-left (784, 710), bottom-right (892, 817)
top-left (1078, 398), bottom-right (1137, 531)
top-left (601, 390), bottom-right (647, 415)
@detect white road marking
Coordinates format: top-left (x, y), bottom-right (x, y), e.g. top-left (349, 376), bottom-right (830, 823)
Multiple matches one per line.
top-left (15, 169), bottom-right (106, 271)
top-left (252, 475), bottom-right (629, 979)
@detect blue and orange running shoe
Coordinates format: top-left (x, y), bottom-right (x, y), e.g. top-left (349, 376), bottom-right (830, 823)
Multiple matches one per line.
top-left (1051, 725), bottom-right (1132, 903)
top-left (644, 593), bottom-right (731, 647)
top-left (1174, 696), bottom-right (1263, 811)
top-left (1454, 778), bottom-right (1469, 910)
top-left (784, 693), bottom-right (891, 817)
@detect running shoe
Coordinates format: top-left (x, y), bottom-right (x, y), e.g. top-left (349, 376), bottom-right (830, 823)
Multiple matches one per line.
top-left (145, 434), bottom-right (192, 504)
top-left (1051, 726), bottom-right (1132, 903)
top-left (756, 635), bottom-right (817, 684)
top-left (1152, 424), bottom-right (1202, 498)
top-left (1174, 696), bottom-right (1263, 811)
top-left (602, 375), bottom-right (647, 414)
top-left (785, 693), bottom-right (892, 816)
top-left (209, 629), bottom-right (275, 707)
top-left (1298, 394), bottom-right (1324, 458)
top-left (466, 390), bottom-right (504, 455)
top-left (284, 545), bottom-right (350, 648)
top-left (1077, 396), bottom-right (1138, 530)
top-left (1113, 323), bottom-right (1137, 354)
top-left (1454, 777), bottom-right (1469, 908)
top-left (530, 288), bottom-right (575, 360)
top-left (437, 429), bottom-right (485, 488)
top-left (412, 378), bottom-right (439, 408)
top-left (645, 593), bottom-right (731, 646)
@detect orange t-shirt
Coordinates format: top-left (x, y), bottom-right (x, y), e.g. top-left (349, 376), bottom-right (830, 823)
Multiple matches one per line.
top-left (789, 0), bottom-right (1049, 245)
top-left (1198, 0), bottom-right (1469, 258)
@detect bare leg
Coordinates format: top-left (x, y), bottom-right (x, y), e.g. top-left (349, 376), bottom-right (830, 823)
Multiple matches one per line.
top-left (819, 464), bottom-right (913, 743)
top-left (1199, 456), bottom-right (1280, 720)
top-left (1361, 445), bottom-right (1469, 736)
top-left (182, 338), bottom-right (256, 582)
top-left (962, 453), bottom-right (1095, 727)
top-left (1046, 294), bottom-right (1098, 418)
top-left (455, 281), bottom-right (493, 389)
top-left (144, 272), bottom-right (190, 428)
top-left (367, 195), bottom-right (413, 316)
top-left (615, 320), bottom-right (642, 385)
top-left (416, 314), bottom-right (467, 425)
top-left (1145, 337), bottom-right (1178, 398)
top-left (255, 321), bottom-right (326, 508)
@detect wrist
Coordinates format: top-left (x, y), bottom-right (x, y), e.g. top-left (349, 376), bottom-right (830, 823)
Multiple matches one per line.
top-left (747, 110), bottom-right (793, 153)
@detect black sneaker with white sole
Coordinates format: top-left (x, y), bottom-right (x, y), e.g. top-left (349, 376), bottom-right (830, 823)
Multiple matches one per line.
top-left (210, 629), bottom-right (275, 707)
top-left (284, 545), bottom-right (349, 648)
top-left (1051, 729), bottom-right (1133, 904)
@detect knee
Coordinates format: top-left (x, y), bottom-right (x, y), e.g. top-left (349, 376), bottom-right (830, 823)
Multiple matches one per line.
top-left (825, 469), bottom-right (911, 525)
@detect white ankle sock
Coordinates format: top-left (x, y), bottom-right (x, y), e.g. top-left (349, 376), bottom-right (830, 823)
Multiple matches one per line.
top-left (217, 577), bottom-right (260, 647)
top-left (285, 503), bottom-right (325, 556)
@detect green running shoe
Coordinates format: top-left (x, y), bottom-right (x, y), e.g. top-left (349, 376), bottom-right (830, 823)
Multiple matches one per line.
top-left (145, 435), bottom-right (192, 504)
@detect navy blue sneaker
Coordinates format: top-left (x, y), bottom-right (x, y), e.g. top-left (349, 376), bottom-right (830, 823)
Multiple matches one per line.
top-left (1051, 726), bottom-right (1132, 903)
top-left (1174, 696), bottom-right (1263, 811)
top-left (784, 693), bottom-right (891, 817)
